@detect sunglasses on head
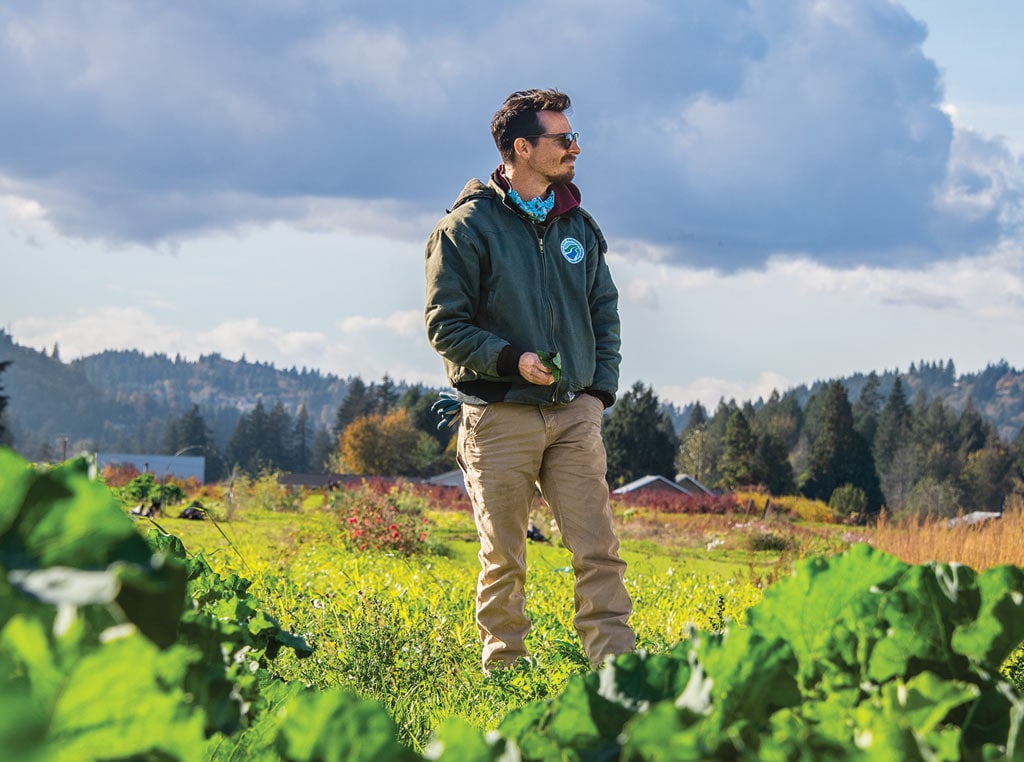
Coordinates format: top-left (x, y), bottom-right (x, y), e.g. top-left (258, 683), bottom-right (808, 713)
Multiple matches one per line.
top-left (522, 132), bottom-right (580, 149)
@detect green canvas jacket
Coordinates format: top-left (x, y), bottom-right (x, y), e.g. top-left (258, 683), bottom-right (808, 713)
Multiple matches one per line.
top-left (424, 172), bottom-right (621, 407)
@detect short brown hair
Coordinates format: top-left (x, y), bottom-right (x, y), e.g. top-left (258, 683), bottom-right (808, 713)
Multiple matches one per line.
top-left (491, 89), bottom-right (572, 164)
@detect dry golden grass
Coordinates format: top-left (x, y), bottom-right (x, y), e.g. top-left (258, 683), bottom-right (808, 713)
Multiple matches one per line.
top-left (866, 496), bottom-right (1024, 570)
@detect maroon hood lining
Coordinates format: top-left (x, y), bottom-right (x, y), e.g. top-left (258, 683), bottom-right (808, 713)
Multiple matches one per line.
top-left (493, 166), bottom-right (581, 219)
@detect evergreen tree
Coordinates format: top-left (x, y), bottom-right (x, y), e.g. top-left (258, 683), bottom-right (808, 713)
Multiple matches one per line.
top-left (718, 410), bottom-right (757, 489)
top-left (853, 371), bottom-right (883, 447)
top-left (265, 402), bottom-right (294, 471)
top-left (178, 405), bottom-right (213, 451)
top-left (958, 438), bottom-right (1016, 513)
top-left (161, 418), bottom-right (182, 454)
top-left (755, 433), bottom-right (796, 495)
top-left (956, 397), bottom-right (989, 462)
top-left (754, 389), bottom-right (803, 452)
top-left (1016, 427), bottom-right (1024, 482)
top-left (874, 377), bottom-right (912, 467)
top-left (334, 377), bottom-right (372, 435)
top-left (913, 397), bottom-right (959, 484)
top-left (685, 401), bottom-right (708, 432)
top-left (292, 405), bottom-right (312, 473)
top-left (800, 381), bottom-right (883, 512)
top-left (225, 399), bottom-right (271, 476)
top-left (373, 373), bottom-right (400, 415)
top-left (0, 360), bottom-right (10, 445)
top-left (308, 428), bottom-right (335, 474)
top-left (160, 404), bottom-right (224, 482)
top-left (603, 381), bottom-right (679, 486)
top-left (702, 398), bottom-right (738, 485)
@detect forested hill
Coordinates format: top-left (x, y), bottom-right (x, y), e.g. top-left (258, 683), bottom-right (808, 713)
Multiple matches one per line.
top-left (0, 331), bottom-right (359, 458)
top-left (648, 359), bottom-right (1024, 446)
top-left (2, 329), bottom-right (1023, 458)
top-left (792, 359), bottom-right (1024, 442)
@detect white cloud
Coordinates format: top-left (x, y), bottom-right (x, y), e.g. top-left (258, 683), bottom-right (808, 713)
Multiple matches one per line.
top-left (196, 319), bottom-right (328, 358)
top-left (11, 308), bottom-right (186, 359)
top-left (305, 20), bottom-right (462, 110)
top-left (660, 372), bottom-right (794, 411)
top-left (338, 310), bottom-right (421, 337)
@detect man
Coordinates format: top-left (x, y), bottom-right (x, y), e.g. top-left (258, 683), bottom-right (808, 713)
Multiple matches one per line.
top-left (424, 89), bottom-right (635, 672)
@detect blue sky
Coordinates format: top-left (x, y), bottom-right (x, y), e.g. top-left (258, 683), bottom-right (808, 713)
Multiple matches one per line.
top-left (2, 1), bottom-right (1023, 410)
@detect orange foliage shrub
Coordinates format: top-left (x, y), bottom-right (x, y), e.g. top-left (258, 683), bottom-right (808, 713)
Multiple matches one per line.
top-left (101, 462), bottom-right (141, 488)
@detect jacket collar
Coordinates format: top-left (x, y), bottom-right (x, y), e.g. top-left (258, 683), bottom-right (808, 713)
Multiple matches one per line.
top-left (492, 166), bottom-right (581, 219)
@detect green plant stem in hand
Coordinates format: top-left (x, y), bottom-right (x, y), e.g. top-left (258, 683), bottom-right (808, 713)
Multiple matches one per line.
top-left (537, 350), bottom-right (561, 382)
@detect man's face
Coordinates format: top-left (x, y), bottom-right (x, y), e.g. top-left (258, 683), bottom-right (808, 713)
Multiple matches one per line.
top-left (518, 110), bottom-right (581, 186)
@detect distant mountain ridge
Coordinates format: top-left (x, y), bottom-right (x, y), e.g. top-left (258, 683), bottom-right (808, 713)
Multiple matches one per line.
top-left (2, 330), bottom-right (1022, 459)
top-left (0, 330), bottom-right (356, 458)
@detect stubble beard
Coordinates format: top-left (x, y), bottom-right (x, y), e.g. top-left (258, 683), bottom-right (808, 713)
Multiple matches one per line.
top-left (554, 158), bottom-right (576, 185)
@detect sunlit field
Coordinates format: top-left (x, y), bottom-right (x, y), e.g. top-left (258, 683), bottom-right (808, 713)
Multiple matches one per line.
top-left (157, 474), bottom-right (1024, 751)
top-left (8, 454), bottom-right (1024, 760)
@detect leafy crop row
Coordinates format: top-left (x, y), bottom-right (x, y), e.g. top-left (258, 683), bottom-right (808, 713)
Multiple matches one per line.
top-left (3, 447), bottom-right (1024, 760)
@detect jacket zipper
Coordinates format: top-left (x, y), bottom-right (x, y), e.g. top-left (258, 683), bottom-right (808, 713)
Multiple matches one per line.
top-left (537, 227), bottom-right (559, 403)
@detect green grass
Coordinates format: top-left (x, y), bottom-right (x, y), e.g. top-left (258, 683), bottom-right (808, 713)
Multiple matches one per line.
top-left (149, 495), bottom-right (851, 752)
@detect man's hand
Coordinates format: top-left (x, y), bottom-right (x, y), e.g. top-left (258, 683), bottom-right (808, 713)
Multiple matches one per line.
top-left (519, 352), bottom-right (556, 386)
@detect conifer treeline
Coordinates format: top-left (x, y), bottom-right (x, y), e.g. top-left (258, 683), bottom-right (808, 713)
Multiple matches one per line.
top-left (670, 372), bottom-right (1023, 517)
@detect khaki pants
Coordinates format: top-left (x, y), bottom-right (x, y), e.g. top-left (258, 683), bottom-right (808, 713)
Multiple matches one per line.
top-left (457, 394), bottom-right (635, 670)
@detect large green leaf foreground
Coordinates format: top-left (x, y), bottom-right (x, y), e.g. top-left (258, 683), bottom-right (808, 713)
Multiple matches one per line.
top-left (3, 448), bottom-right (1024, 760)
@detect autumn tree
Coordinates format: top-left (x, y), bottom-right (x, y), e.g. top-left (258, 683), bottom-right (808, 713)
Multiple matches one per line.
top-left (336, 408), bottom-right (441, 477)
top-left (676, 426), bottom-right (711, 485)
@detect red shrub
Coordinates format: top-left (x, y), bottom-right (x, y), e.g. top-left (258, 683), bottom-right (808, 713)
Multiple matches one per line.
top-left (613, 491), bottom-right (738, 515)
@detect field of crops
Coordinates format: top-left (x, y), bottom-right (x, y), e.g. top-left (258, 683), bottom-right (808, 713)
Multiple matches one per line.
top-left (4, 450), bottom-right (1024, 760)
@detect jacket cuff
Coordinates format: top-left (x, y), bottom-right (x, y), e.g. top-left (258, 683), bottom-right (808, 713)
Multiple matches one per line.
top-left (497, 344), bottom-right (526, 377)
top-left (584, 389), bottom-right (614, 409)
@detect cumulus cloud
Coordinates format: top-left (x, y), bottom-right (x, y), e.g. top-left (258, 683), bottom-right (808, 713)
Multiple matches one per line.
top-left (0, 0), bottom-right (1020, 268)
top-left (11, 308), bottom-right (187, 359)
top-left (660, 372), bottom-right (795, 411)
top-left (11, 309), bottom-right (339, 371)
top-left (338, 311), bottom-right (422, 337)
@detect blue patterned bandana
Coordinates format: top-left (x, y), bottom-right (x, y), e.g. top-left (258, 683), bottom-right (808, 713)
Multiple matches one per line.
top-left (507, 187), bottom-right (555, 223)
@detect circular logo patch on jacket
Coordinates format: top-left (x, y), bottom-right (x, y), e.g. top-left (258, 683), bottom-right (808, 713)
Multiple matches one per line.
top-left (560, 237), bottom-right (585, 264)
